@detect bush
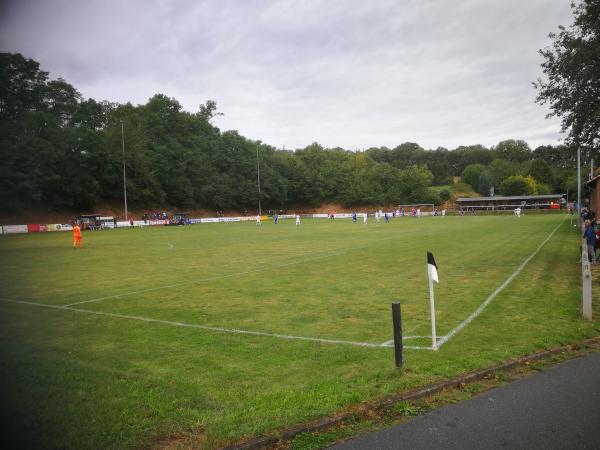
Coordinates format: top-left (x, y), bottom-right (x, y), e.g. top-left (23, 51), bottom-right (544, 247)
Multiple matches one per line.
top-left (439, 189), bottom-right (451, 202)
top-left (500, 175), bottom-right (532, 195)
top-left (461, 164), bottom-right (486, 192)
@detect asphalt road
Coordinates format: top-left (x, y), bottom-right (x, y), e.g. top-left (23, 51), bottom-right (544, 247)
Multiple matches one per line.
top-left (331, 352), bottom-right (600, 450)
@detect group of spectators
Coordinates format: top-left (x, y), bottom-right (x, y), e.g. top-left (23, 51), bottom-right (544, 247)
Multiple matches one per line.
top-left (458, 207), bottom-right (478, 216)
top-left (142, 211), bottom-right (169, 221)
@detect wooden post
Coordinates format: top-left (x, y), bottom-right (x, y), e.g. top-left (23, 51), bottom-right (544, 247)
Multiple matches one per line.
top-left (392, 302), bottom-right (403, 368)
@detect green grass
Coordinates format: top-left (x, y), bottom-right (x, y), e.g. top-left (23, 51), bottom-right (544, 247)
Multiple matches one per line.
top-left (449, 182), bottom-right (479, 196)
top-left (0, 214), bottom-right (597, 449)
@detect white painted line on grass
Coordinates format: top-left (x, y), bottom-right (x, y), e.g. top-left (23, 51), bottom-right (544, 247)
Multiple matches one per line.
top-left (436, 217), bottom-right (566, 349)
top-left (0, 297), bottom-right (433, 350)
top-left (63, 251), bottom-right (346, 307)
top-left (381, 336), bottom-right (437, 346)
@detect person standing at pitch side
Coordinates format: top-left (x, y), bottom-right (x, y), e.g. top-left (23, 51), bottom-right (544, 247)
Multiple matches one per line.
top-left (583, 219), bottom-right (596, 264)
top-left (72, 222), bottom-right (83, 248)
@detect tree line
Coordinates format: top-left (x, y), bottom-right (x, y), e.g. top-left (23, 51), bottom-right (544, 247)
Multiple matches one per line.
top-left (0, 53), bottom-right (585, 214)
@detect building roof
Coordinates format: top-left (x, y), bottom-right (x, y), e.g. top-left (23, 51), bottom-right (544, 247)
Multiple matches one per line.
top-left (587, 174), bottom-right (600, 187)
top-left (77, 214), bottom-right (108, 218)
top-left (456, 194), bottom-right (563, 202)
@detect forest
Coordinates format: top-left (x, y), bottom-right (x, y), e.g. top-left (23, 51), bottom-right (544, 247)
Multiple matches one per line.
top-left (0, 52), bottom-right (584, 213)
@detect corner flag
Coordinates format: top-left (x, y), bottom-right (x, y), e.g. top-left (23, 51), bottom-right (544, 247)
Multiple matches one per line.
top-left (427, 252), bottom-right (439, 283)
top-left (427, 251), bottom-right (439, 350)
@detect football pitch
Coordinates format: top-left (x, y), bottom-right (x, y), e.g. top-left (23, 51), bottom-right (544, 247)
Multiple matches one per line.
top-left (0, 213), bottom-right (597, 449)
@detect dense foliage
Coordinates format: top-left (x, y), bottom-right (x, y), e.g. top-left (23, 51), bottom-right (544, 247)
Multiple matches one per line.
top-left (459, 154), bottom-right (578, 197)
top-left (534, 0), bottom-right (600, 158)
top-left (0, 53), bottom-right (582, 214)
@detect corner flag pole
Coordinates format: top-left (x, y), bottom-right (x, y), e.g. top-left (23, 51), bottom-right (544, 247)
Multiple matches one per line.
top-left (429, 276), bottom-right (437, 350)
top-left (427, 252), bottom-right (439, 351)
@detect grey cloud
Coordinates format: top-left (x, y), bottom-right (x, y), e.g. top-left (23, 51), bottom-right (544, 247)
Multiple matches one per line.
top-left (0, 0), bottom-right (573, 150)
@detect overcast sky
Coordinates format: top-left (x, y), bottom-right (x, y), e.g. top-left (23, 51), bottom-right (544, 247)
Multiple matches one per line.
top-left (0, 0), bottom-right (574, 151)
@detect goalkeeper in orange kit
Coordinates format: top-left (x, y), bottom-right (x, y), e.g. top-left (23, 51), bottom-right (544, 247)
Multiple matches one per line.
top-left (72, 223), bottom-right (83, 248)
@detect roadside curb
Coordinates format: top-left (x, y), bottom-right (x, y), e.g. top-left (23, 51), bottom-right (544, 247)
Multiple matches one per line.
top-left (222, 335), bottom-right (600, 450)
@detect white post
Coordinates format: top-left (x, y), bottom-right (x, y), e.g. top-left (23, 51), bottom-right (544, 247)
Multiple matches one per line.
top-left (256, 146), bottom-right (262, 216)
top-left (581, 239), bottom-right (593, 320)
top-left (429, 277), bottom-right (437, 350)
top-left (121, 120), bottom-right (128, 221)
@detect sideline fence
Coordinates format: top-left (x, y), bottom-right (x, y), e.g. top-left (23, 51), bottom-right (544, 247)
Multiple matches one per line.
top-left (581, 238), bottom-right (593, 320)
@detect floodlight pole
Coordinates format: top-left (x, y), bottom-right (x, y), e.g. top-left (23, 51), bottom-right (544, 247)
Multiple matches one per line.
top-left (577, 146), bottom-right (581, 228)
top-left (256, 146), bottom-right (262, 216)
top-left (121, 120), bottom-right (128, 221)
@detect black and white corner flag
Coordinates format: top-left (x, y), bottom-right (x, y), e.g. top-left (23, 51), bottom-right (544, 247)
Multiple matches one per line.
top-left (427, 251), bottom-right (439, 283)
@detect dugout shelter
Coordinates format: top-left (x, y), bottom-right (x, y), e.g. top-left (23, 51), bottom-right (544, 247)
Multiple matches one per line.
top-left (76, 214), bottom-right (115, 230)
top-left (171, 212), bottom-right (191, 225)
top-left (456, 194), bottom-right (565, 211)
top-left (587, 175), bottom-right (600, 215)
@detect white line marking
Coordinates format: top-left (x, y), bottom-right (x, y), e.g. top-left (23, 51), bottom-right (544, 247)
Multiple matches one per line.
top-left (63, 251), bottom-right (346, 307)
top-left (436, 217), bottom-right (566, 349)
top-left (381, 336), bottom-right (436, 346)
top-left (0, 297), bottom-right (433, 350)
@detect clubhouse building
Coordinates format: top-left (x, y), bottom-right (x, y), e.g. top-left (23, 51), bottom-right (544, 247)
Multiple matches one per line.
top-left (587, 175), bottom-right (600, 214)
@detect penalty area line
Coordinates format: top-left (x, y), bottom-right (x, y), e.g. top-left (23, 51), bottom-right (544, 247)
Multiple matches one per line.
top-left (0, 297), bottom-right (433, 350)
top-left (436, 216), bottom-right (566, 350)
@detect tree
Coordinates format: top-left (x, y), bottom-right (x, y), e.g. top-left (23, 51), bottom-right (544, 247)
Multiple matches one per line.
top-left (427, 149), bottom-right (453, 185)
top-left (500, 175), bottom-right (533, 196)
top-left (487, 159), bottom-right (517, 188)
top-left (448, 145), bottom-right (492, 174)
top-left (477, 170), bottom-right (492, 195)
top-left (0, 53), bottom-right (48, 120)
top-left (388, 142), bottom-right (427, 168)
top-left (461, 164), bottom-right (486, 192)
top-left (2, 51), bottom-right (587, 214)
top-left (525, 159), bottom-right (554, 186)
top-left (532, 144), bottom-right (577, 169)
top-left (492, 140), bottom-right (531, 162)
top-left (393, 165), bottom-right (434, 203)
top-left (534, 0), bottom-right (600, 154)
top-left (198, 100), bottom-right (223, 122)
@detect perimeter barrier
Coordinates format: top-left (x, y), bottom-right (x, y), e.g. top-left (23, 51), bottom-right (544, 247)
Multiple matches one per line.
top-left (581, 238), bottom-right (593, 320)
